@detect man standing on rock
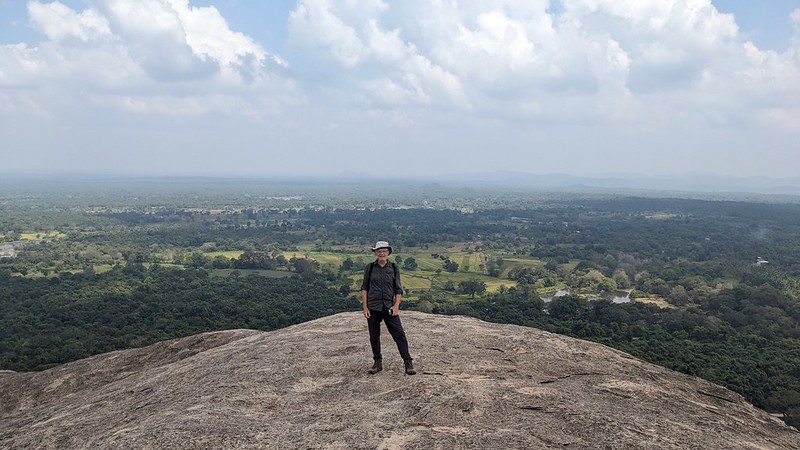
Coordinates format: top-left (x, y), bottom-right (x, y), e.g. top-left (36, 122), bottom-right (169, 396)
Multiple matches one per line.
top-left (361, 241), bottom-right (416, 375)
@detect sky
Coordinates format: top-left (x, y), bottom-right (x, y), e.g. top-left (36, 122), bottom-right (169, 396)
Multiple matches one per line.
top-left (0, 0), bottom-right (798, 179)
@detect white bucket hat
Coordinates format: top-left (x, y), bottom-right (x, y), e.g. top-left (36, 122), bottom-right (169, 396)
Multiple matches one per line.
top-left (371, 241), bottom-right (393, 255)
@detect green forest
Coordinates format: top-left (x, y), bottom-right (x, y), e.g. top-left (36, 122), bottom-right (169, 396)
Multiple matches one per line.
top-left (1, 177), bottom-right (799, 427)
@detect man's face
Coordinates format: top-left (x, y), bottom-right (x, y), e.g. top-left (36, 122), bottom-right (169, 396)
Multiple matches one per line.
top-left (375, 248), bottom-right (390, 257)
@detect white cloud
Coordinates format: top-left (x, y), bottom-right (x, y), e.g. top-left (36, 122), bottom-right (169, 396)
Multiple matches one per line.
top-left (399, 2), bottom-right (796, 129)
top-left (288, 0), bottom-right (368, 68)
top-left (0, 0), bottom-right (292, 121)
top-left (445, 9), bottom-right (562, 93)
top-left (289, 0), bottom-right (468, 108)
top-left (4, 0), bottom-right (795, 125)
top-left (28, 1), bottom-right (111, 44)
top-left (168, 0), bottom-right (286, 75)
top-left (0, 0), bottom-right (798, 177)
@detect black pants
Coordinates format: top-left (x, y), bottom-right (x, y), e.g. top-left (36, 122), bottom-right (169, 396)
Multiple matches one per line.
top-left (367, 308), bottom-right (412, 361)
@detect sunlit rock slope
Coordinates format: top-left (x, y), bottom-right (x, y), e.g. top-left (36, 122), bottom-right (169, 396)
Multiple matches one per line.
top-left (1, 312), bottom-right (797, 449)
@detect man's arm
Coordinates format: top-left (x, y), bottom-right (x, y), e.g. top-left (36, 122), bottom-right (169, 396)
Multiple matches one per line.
top-left (361, 263), bottom-right (372, 318)
top-left (362, 289), bottom-right (370, 318)
top-left (391, 263), bottom-right (403, 315)
top-left (391, 292), bottom-right (401, 316)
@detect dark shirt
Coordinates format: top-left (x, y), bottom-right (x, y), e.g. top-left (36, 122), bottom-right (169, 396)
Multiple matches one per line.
top-left (360, 260), bottom-right (403, 311)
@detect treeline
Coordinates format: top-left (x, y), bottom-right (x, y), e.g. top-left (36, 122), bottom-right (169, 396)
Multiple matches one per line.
top-left (0, 265), bottom-right (355, 372)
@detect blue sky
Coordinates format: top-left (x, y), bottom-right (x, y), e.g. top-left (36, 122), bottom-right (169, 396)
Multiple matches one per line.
top-left (1, 1), bottom-right (798, 179)
top-left (713, 0), bottom-right (799, 51)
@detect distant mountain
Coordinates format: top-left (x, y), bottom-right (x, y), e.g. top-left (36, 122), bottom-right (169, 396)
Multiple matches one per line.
top-left (434, 171), bottom-right (800, 195)
top-left (5, 172), bottom-right (799, 196)
top-left (2, 312), bottom-right (796, 449)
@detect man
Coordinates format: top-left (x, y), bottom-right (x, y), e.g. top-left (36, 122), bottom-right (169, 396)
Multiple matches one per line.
top-left (361, 241), bottom-right (416, 375)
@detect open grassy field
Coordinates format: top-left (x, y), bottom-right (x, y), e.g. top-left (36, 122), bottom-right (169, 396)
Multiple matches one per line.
top-left (205, 251), bottom-right (244, 259)
top-left (94, 264), bottom-right (116, 274)
top-left (499, 257), bottom-right (547, 277)
top-left (633, 296), bottom-right (671, 308)
top-left (398, 273), bottom-right (433, 291)
top-left (19, 232), bottom-right (66, 240)
top-left (283, 250), bottom-right (371, 267)
top-left (409, 254), bottom-right (446, 272)
top-left (455, 253), bottom-right (482, 273)
top-left (211, 269), bottom-right (295, 278)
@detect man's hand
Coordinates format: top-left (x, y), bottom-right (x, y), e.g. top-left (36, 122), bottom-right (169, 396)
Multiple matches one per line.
top-left (363, 309), bottom-right (371, 319)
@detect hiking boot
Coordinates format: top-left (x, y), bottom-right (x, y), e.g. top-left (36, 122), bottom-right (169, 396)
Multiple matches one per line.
top-left (404, 359), bottom-right (416, 375)
top-left (368, 359), bottom-right (382, 374)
